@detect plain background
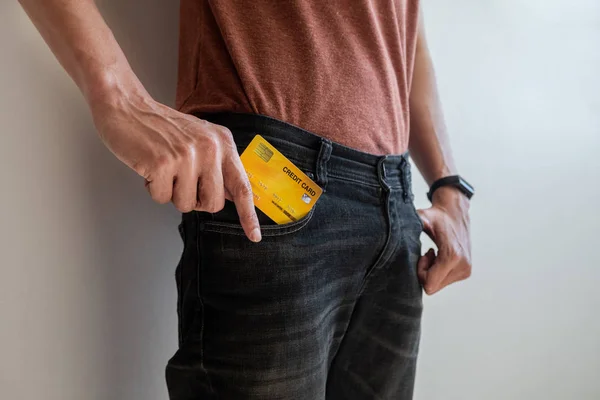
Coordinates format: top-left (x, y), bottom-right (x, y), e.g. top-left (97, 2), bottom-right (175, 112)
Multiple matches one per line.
top-left (1, 0), bottom-right (598, 399)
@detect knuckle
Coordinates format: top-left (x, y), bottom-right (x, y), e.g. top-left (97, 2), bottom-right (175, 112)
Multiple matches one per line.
top-left (131, 161), bottom-right (149, 178)
top-left (462, 265), bottom-right (472, 279)
top-left (217, 126), bottom-right (233, 140)
top-left (198, 197), bottom-right (224, 214)
top-left (197, 191), bottom-right (225, 213)
top-left (153, 155), bottom-right (172, 170)
top-left (183, 142), bottom-right (198, 158)
top-left (205, 203), bottom-right (224, 214)
top-left (200, 134), bottom-right (221, 153)
top-left (172, 142), bottom-right (197, 161)
top-left (234, 180), bottom-right (253, 198)
top-left (218, 129), bottom-right (237, 151)
top-left (235, 202), bottom-right (256, 221)
top-left (177, 204), bottom-right (195, 213)
top-left (238, 211), bottom-right (255, 225)
top-left (174, 199), bottom-right (195, 213)
top-left (152, 193), bottom-right (171, 205)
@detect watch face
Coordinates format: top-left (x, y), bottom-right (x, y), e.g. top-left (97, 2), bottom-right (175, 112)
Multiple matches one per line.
top-left (458, 177), bottom-right (475, 197)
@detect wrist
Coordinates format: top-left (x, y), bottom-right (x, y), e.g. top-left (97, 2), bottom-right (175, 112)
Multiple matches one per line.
top-left (432, 186), bottom-right (470, 214)
top-left (429, 167), bottom-right (455, 184)
top-left (84, 67), bottom-right (150, 116)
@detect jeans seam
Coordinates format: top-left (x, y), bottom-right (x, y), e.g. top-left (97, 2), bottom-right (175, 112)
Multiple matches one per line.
top-left (359, 158), bottom-right (394, 295)
top-left (195, 213), bottom-right (214, 394)
top-left (408, 200), bottom-right (424, 233)
top-left (327, 174), bottom-right (381, 188)
top-left (176, 264), bottom-right (183, 346)
top-left (358, 198), bottom-right (393, 295)
top-left (176, 221), bottom-right (187, 346)
top-left (358, 240), bottom-right (397, 296)
top-left (400, 157), bottom-right (410, 203)
top-left (326, 296), bottom-right (360, 375)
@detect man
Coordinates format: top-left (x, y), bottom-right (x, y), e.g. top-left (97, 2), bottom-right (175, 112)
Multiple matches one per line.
top-left (19, 0), bottom-right (473, 399)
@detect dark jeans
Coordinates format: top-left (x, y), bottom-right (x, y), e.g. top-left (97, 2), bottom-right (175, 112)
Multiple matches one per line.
top-left (166, 113), bottom-right (424, 400)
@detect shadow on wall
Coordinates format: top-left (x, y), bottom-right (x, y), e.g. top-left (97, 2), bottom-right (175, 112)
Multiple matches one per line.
top-left (89, 1), bottom-right (182, 398)
top-left (7, 0), bottom-right (184, 398)
top-left (4, 0), bottom-right (183, 397)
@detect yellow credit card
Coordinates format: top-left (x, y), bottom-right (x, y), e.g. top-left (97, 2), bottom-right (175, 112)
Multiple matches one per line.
top-left (240, 135), bottom-right (323, 224)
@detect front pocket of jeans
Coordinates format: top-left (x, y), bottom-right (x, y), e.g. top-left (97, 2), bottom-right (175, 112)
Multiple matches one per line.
top-left (409, 202), bottom-right (424, 233)
top-left (200, 204), bottom-right (317, 237)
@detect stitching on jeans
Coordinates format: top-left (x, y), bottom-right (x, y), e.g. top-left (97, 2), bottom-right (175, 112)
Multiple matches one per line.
top-left (327, 174), bottom-right (404, 190)
top-left (327, 174), bottom-right (379, 188)
top-left (316, 138), bottom-right (332, 190)
top-left (409, 202), bottom-right (424, 233)
top-left (359, 242), bottom-right (397, 296)
top-left (324, 298), bottom-right (361, 371)
top-left (358, 158), bottom-right (394, 295)
top-left (200, 206), bottom-right (316, 237)
top-left (195, 213), bottom-right (215, 394)
top-left (176, 222), bottom-right (185, 346)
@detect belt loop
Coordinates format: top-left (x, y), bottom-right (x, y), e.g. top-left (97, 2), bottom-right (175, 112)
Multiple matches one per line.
top-left (315, 138), bottom-right (332, 190)
top-left (400, 156), bottom-right (410, 202)
top-left (377, 156), bottom-right (391, 192)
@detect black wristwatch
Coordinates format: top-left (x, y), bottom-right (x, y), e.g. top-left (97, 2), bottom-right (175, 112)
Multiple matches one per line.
top-left (427, 175), bottom-right (474, 202)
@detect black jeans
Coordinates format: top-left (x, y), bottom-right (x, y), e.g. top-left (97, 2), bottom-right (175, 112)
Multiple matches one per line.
top-left (166, 113), bottom-right (424, 400)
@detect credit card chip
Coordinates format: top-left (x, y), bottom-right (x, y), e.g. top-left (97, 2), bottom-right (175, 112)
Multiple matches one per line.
top-left (254, 142), bottom-right (274, 163)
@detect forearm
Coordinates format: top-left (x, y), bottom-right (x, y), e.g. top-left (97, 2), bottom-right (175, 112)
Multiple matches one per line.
top-left (18, 1), bottom-right (262, 239)
top-left (408, 12), bottom-right (456, 187)
top-left (18, 0), bottom-right (147, 109)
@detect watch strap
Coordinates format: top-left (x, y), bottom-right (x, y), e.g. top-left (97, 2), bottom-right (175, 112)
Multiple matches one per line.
top-left (427, 175), bottom-right (474, 202)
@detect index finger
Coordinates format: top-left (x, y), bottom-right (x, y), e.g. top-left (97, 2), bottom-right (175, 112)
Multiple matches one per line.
top-left (223, 154), bottom-right (262, 242)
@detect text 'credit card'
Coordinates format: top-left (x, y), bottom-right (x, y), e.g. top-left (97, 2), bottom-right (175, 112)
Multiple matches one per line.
top-left (240, 135), bottom-right (323, 224)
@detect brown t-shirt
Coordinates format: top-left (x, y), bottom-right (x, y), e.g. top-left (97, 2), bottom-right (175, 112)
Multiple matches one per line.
top-left (176, 1), bottom-right (420, 155)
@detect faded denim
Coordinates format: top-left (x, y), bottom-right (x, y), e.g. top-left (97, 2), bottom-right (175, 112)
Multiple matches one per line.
top-left (166, 113), bottom-right (424, 400)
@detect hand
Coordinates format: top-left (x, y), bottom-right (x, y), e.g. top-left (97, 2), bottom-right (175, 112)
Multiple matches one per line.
top-left (416, 186), bottom-right (472, 294)
top-left (90, 89), bottom-right (262, 242)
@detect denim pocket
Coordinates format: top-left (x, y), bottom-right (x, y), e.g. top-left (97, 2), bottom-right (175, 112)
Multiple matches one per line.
top-left (199, 199), bottom-right (318, 237)
top-left (409, 201), bottom-right (424, 233)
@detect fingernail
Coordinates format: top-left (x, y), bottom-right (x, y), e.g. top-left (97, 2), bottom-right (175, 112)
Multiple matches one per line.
top-left (249, 228), bottom-right (262, 242)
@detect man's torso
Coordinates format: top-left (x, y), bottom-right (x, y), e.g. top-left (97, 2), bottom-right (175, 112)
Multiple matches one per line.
top-left (176, 0), bottom-right (420, 155)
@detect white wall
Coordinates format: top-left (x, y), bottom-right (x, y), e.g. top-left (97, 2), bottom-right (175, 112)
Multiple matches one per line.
top-left (415, 1), bottom-right (600, 399)
top-left (0, 1), bottom-right (180, 399)
top-left (0, 1), bottom-right (598, 400)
